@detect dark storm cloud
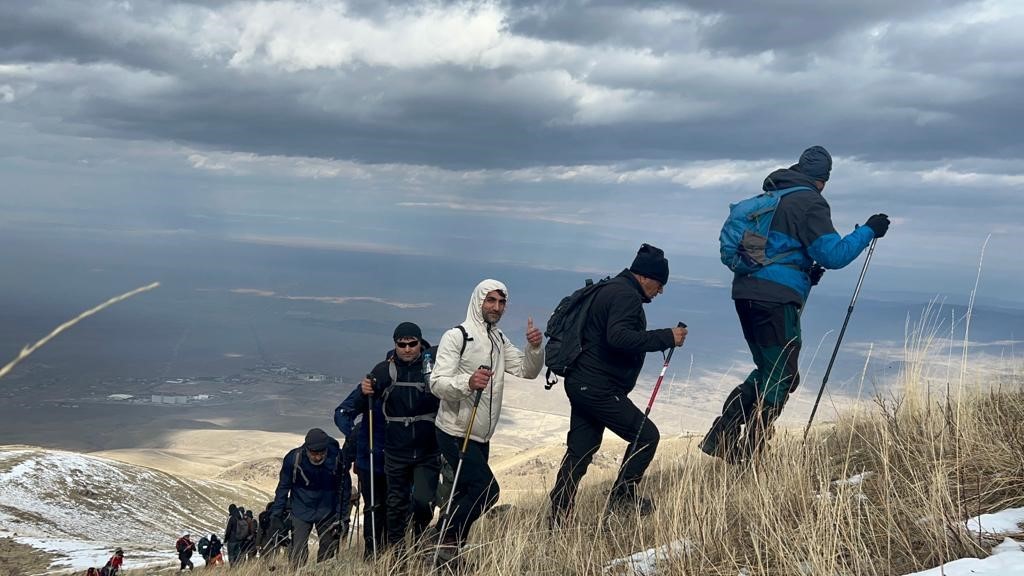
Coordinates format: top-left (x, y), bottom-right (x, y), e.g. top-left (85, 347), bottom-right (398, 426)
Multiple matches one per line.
top-left (1, 0), bottom-right (1022, 170)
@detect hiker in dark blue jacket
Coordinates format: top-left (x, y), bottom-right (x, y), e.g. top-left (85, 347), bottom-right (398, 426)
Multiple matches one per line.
top-left (335, 384), bottom-right (388, 558)
top-left (270, 428), bottom-right (349, 566)
top-left (700, 145), bottom-right (890, 463)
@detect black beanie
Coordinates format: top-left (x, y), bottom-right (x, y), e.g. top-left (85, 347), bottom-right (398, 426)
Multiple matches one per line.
top-left (797, 145), bottom-right (832, 182)
top-left (303, 427), bottom-right (331, 451)
top-left (629, 243), bottom-right (670, 284)
top-left (393, 322), bottom-right (423, 341)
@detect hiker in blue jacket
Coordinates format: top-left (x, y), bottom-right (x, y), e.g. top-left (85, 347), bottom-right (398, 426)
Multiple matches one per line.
top-left (335, 383), bottom-right (388, 558)
top-left (269, 428), bottom-right (349, 566)
top-left (700, 145), bottom-right (890, 463)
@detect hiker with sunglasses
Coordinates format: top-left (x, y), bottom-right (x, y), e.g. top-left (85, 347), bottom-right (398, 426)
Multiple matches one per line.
top-left (358, 322), bottom-right (442, 554)
top-left (269, 428), bottom-right (349, 566)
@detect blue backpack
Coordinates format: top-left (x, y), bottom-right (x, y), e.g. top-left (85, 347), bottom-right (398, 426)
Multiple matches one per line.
top-left (719, 186), bottom-right (813, 275)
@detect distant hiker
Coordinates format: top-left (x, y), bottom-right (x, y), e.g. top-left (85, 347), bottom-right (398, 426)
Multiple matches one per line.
top-left (359, 322), bottom-right (442, 551)
top-left (196, 534), bottom-right (210, 565)
top-left (243, 509), bottom-right (258, 559)
top-left (430, 279), bottom-right (544, 567)
top-left (86, 569), bottom-right (101, 576)
top-left (270, 428), bottom-right (349, 566)
top-left (701, 145), bottom-right (890, 463)
top-left (257, 501), bottom-right (273, 553)
top-left (175, 532), bottom-right (195, 571)
top-left (548, 244), bottom-right (688, 526)
top-left (99, 547), bottom-right (123, 576)
top-left (207, 535), bottom-right (224, 566)
top-left (336, 382), bottom-right (388, 558)
top-left (223, 504), bottom-right (249, 565)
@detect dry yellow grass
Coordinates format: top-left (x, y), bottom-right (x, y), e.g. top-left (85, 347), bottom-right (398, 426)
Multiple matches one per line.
top-left (122, 380), bottom-right (1020, 576)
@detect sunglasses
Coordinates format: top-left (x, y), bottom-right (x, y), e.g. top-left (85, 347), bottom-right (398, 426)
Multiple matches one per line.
top-left (395, 340), bottom-right (420, 349)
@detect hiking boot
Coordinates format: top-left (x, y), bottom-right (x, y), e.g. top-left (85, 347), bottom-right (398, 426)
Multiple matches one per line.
top-left (547, 507), bottom-right (569, 530)
top-left (434, 540), bottom-right (469, 575)
top-left (609, 485), bottom-right (656, 517)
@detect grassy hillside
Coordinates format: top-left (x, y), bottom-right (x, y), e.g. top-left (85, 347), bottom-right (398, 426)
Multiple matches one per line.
top-left (200, 383), bottom-right (1024, 576)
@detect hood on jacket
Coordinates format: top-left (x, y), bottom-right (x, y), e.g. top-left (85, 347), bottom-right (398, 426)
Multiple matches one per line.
top-left (227, 504), bottom-right (237, 515)
top-left (465, 279), bottom-right (508, 329)
top-left (763, 168), bottom-right (821, 194)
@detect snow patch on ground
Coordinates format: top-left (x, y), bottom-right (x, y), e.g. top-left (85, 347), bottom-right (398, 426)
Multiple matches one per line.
top-left (903, 538), bottom-right (1024, 576)
top-left (967, 507), bottom-right (1024, 535)
top-left (603, 539), bottom-right (692, 575)
top-left (833, 471), bottom-right (874, 486)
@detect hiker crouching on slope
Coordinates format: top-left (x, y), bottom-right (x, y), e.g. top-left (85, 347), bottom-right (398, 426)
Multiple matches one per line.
top-left (335, 380), bottom-right (388, 558)
top-left (358, 322), bottom-right (442, 553)
top-left (548, 244), bottom-right (687, 526)
top-left (430, 279), bottom-right (544, 567)
top-left (269, 428), bottom-right (350, 566)
top-left (700, 145), bottom-right (890, 464)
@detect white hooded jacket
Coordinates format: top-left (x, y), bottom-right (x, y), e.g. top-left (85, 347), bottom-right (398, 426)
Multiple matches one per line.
top-left (430, 279), bottom-right (544, 443)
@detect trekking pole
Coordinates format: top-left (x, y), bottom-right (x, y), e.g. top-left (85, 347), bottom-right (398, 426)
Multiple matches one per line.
top-left (349, 485), bottom-right (361, 551)
top-left (606, 323), bottom-right (685, 515)
top-left (432, 366), bottom-right (489, 568)
top-left (803, 238), bottom-right (877, 440)
top-left (367, 375), bottom-right (379, 560)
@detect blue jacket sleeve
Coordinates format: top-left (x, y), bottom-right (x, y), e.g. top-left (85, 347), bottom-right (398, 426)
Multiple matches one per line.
top-left (807, 226), bottom-right (874, 269)
top-left (270, 450), bottom-right (295, 517)
top-left (334, 387), bottom-right (366, 436)
top-left (799, 196), bottom-right (874, 269)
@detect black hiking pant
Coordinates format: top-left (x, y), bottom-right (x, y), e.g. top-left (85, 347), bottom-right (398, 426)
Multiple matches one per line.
top-left (356, 467), bottom-right (388, 558)
top-left (384, 452), bottom-right (441, 546)
top-left (702, 300), bottom-right (801, 461)
top-left (178, 553), bottom-right (193, 571)
top-left (549, 380), bottom-right (660, 516)
top-left (436, 429), bottom-right (499, 546)
top-left (289, 515), bottom-right (340, 566)
top-left (226, 541), bottom-right (245, 566)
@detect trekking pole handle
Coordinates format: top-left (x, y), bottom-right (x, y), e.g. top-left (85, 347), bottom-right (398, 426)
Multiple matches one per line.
top-left (459, 366), bottom-right (489, 453)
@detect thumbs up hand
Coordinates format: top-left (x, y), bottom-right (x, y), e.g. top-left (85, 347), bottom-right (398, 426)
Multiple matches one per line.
top-left (526, 317), bottom-right (543, 349)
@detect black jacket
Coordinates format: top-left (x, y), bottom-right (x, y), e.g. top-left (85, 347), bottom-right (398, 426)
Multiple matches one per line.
top-left (566, 269), bottom-right (675, 393)
top-left (366, 345), bottom-right (440, 461)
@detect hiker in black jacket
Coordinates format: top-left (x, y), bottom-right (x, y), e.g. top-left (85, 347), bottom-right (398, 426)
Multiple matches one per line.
top-left (223, 504), bottom-right (248, 565)
top-left (360, 322), bottom-right (441, 551)
top-left (548, 244), bottom-right (687, 526)
top-left (270, 428), bottom-right (350, 566)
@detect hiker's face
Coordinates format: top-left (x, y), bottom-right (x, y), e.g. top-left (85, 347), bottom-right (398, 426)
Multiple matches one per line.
top-left (394, 338), bottom-right (421, 363)
top-left (639, 276), bottom-right (664, 300)
top-left (481, 291), bottom-right (506, 324)
top-left (306, 448), bottom-right (327, 465)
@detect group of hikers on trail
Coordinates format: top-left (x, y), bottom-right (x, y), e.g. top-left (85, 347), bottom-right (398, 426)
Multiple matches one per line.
top-left (264, 146), bottom-right (891, 571)
top-left (165, 501), bottom-right (296, 570)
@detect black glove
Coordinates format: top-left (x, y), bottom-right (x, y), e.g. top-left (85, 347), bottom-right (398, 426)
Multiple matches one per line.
top-left (864, 213), bottom-right (890, 238)
top-left (808, 263), bottom-right (826, 286)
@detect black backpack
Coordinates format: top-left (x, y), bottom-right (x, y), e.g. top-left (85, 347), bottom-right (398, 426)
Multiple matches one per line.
top-left (543, 277), bottom-right (611, 389)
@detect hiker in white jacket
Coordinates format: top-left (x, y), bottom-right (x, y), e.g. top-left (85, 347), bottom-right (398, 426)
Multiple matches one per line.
top-left (430, 278), bottom-right (543, 558)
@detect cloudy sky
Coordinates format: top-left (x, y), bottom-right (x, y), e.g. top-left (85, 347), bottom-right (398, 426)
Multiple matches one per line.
top-left (2, 0), bottom-right (1023, 303)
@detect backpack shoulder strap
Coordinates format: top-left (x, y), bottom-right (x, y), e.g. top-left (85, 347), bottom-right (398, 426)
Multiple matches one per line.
top-left (455, 325), bottom-right (471, 357)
